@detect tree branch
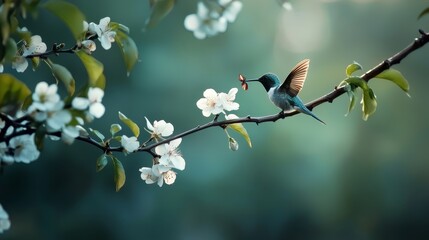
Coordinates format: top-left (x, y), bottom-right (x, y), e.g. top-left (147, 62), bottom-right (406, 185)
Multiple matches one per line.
top-left (2, 30), bottom-right (429, 157)
top-left (138, 29), bottom-right (429, 151)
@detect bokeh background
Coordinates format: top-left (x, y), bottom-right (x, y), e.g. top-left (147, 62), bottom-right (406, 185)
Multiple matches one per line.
top-left (2, 0), bottom-right (429, 239)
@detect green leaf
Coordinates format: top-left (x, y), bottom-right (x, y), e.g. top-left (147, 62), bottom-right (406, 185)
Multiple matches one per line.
top-left (43, 0), bottom-right (85, 40)
top-left (111, 156), bottom-right (126, 192)
top-left (31, 57), bottom-right (40, 71)
top-left (4, 38), bottom-right (17, 61)
top-left (346, 61), bottom-right (362, 77)
top-left (0, 74), bottom-right (31, 108)
top-left (361, 88), bottom-right (377, 121)
top-left (145, 0), bottom-right (175, 29)
top-left (94, 73), bottom-right (106, 89)
top-left (0, 2), bottom-right (12, 45)
top-left (227, 122), bottom-right (252, 148)
top-left (89, 128), bottom-right (105, 142)
top-left (375, 68), bottom-right (410, 96)
top-left (51, 63), bottom-right (75, 95)
top-left (76, 51), bottom-right (104, 87)
top-left (110, 22), bottom-right (130, 34)
top-left (418, 7), bottom-right (429, 19)
top-left (110, 123), bottom-right (122, 136)
top-left (96, 154), bottom-right (108, 172)
top-left (114, 30), bottom-right (138, 76)
top-left (345, 89), bottom-right (356, 116)
top-left (345, 76), bottom-right (368, 90)
top-left (118, 111), bottom-right (140, 137)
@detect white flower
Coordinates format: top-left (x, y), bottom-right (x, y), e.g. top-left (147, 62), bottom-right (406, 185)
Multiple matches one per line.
top-left (28, 100), bottom-right (71, 132)
top-left (218, 0), bottom-right (243, 23)
top-left (87, 87), bottom-right (105, 118)
top-left (72, 87), bottom-right (105, 118)
top-left (155, 138), bottom-right (185, 170)
top-left (139, 167), bottom-right (159, 185)
top-left (83, 21), bottom-right (100, 37)
top-left (8, 134), bottom-right (40, 164)
top-left (81, 40), bottom-right (96, 53)
top-left (0, 64), bottom-right (3, 73)
top-left (0, 204), bottom-right (11, 233)
top-left (139, 165), bottom-right (176, 187)
top-left (145, 117), bottom-right (174, 140)
top-left (197, 88), bottom-right (239, 117)
top-left (22, 35), bottom-right (47, 57)
top-left (196, 89), bottom-right (223, 117)
top-left (184, 2), bottom-right (227, 39)
top-left (163, 170), bottom-right (177, 185)
top-left (32, 82), bottom-right (61, 109)
top-left (11, 56), bottom-right (28, 72)
top-left (97, 17), bottom-right (116, 50)
top-left (46, 108), bottom-right (72, 132)
top-left (84, 17), bottom-right (116, 50)
top-left (121, 135), bottom-right (140, 153)
top-left (218, 88), bottom-right (239, 111)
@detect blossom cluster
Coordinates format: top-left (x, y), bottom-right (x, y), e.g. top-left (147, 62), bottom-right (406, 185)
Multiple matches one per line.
top-left (184, 0), bottom-right (243, 39)
top-left (0, 33), bottom-right (48, 73)
top-left (119, 118), bottom-right (184, 187)
top-left (0, 82), bottom-right (105, 165)
top-left (196, 88), bottom-right (239, 117)
top-left (0, 123), bottom-right (39, 164)
top-left (82, 17), bottom-right (117, 52)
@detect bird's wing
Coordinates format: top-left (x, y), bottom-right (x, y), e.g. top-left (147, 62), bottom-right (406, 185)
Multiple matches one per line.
top-left (279, 59), bottom-right (310, 97)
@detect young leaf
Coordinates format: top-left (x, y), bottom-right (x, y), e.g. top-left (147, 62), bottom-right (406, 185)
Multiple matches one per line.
top-left (118, 111), bottom-right (140, 137)
top-left (114, 30), bottom-right (138, 76)
top-left (96, 154), bottom-right (108, 172)
top-left (361, 88), bottom-right (377, 121)
top-left (345, 76), bottom-right (368, 90)
top-left (0, 74), bottom-right (31, 108)
top-left (345, 89), bottom-right (356, 116)
top-left (43, 0), bottom-right (85, 40)
top-left (111, 156), bottom-right (126, 192)
top-left (110, 123), bottom-right (122, 136)
top-left (110, 22), bottom-right (130, 34)
top-left (89, 128), bottom-right (105, 142)
top-left (145, 0), bottom-right (175, 29)
top-left (346, 61), bottom-right (362, 77)
top-left (76, 51), bottom-right (104, 87)
top-left (227, 123), bottom-right (252, 148)
top-left (375, 68), bottom-right (410, 96)
top-left (51, 63), bottom-right (75, 95)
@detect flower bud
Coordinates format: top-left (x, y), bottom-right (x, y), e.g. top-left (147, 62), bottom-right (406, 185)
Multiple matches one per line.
top-left (228, 137), bottom-right (239, 151)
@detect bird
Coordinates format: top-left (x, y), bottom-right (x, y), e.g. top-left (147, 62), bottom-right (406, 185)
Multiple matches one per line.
top-left (243, 59), bottom-right (325, 124)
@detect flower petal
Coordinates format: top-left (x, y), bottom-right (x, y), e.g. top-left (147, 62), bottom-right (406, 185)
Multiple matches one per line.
top-left (170, 155), bottom-right (185, 170)
top-left (72, 97), bottom-right (90, 110)
top-left (89, 102), bottom-right (105, 118)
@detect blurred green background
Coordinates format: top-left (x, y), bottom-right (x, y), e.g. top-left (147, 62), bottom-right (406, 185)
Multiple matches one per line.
top-left (2, 0), bottom-right (429, 239)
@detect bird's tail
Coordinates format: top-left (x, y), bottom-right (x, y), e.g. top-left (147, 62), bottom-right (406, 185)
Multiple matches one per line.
top-left (294, 103), bottom-right (326, 125)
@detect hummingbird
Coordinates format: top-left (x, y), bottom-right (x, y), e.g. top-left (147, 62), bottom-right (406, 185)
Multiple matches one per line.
top-left (241, 59), bottom-right (325, 124)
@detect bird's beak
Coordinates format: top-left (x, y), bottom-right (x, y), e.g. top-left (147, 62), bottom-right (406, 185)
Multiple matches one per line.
top-left (245, 79), bottom-right (259, 83)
